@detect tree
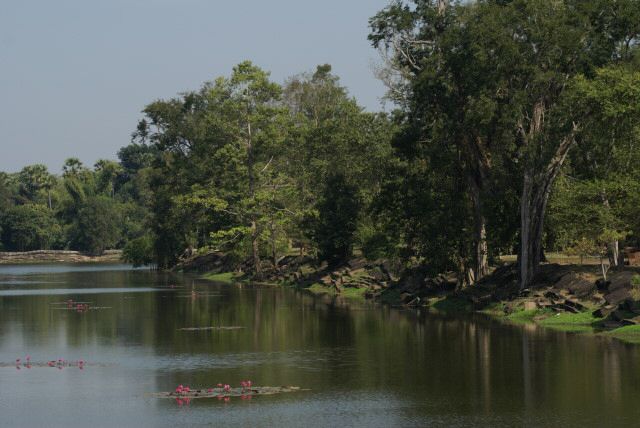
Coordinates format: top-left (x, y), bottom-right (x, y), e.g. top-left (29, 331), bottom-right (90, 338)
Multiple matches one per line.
top-left (94, 159), bottom-right (123, 198)
top-left (305, 174), bottom-right (361, 266)
top-left (369, 0), bottom-right (640, 288)
top-left (1, 204), bottom-right (61, 251)
top-left (135, 62), bottom-right (291, 273)
top-left (68, 196), bottom-right (120, 255)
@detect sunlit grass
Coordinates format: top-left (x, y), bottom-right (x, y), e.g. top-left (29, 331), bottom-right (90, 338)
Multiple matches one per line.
top-left (604, 325), bottom-right (640, 344)
top-left (305, 283), bottom-right (366, 300)
top-left (201, 272), bottom-right (237, 283)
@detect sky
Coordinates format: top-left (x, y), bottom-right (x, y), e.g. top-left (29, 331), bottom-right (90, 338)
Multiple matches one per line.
top-left (0, 0), bottom-right (391, 173)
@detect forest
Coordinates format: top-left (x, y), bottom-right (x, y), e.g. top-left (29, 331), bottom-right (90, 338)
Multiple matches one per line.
top-left (2, 0), bottom-right (640, 290)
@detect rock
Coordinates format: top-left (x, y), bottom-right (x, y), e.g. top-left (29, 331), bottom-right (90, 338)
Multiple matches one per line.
top-left (603, 321), bottom-right (623, 329)
top-left (620, 317), bottom-right (640, 326)
top-left (593, 305), bottom-right (616, 319)
top-left (552, 303), bottom-right (580, 314)
top-left (553, 272), bottom-right (598, 298)
top-left (604, 287), bottom-right (631, 305)
top-left (622, 298), bottom-right (640, 313)
top-left (347, 258), bottom-right (367, 270)
top-left (544, 291), bottom-right (561, 300)
top-left (399, 292), bottom-right (414, 303)
top-left (406, 297), bottom-right (421, 307)
top-left (596, 279), bottom-right (611, 292)
top-left (535, 298), bottom-right (553, 308)
top-left (523, 301), bottom-right (537, 311)
top-left (563, 299), bottom-right (586, 311)
top-left (611, 310), bottom-right (631, 322)
top-left (519, 288), bottom-right (532, 297)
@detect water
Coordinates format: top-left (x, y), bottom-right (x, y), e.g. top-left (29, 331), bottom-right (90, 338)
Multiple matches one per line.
top-left (0, 264), bottom-right (639, 427)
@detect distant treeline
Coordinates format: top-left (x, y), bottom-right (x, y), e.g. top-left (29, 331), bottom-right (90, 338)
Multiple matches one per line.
top-left (2, 1), bottom-right (640, 288)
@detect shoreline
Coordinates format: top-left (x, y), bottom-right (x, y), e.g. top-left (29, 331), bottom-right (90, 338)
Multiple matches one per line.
top-left (0, 250), bottom-right (123, 265)
top-left (198, 261), bottom-right (640, 346)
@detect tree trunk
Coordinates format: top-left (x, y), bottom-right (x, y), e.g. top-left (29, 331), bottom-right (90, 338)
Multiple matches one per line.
top-left (246, 121), bottom-right (262, 278)
top-left (269, 220), bottom-right (278, 270)
top-left (251, 220), bottom-right (261, 277)
top-left (469, 177), bottom-right (488, 283)
top-left (517, 104), bottom-right (577, 289)
top-left (601, 193), bottom-right (619, 267)
top-left (437, 0), bottom-right (448, 15)
top-left (519, 171), bottom-right (549, 289)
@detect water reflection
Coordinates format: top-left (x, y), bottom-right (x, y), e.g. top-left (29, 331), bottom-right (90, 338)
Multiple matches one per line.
top-left (0, 265), bottom-right (638, 427)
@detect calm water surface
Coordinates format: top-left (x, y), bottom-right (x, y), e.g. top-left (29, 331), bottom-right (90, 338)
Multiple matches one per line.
top-left (0, 264), bottom-right (639, 427)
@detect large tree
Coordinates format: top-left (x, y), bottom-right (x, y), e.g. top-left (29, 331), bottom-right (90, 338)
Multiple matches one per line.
top-left (370, 0), bottom-right (640, 287)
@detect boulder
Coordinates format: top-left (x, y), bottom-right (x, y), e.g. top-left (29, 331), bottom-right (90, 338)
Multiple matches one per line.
top-left (523, 301), bottom-right (537, 311)
top-left (552, 303), bottom-right (580, 314)
top-left (622, 298), bottom-right (640, 313)
top-left (620, 316), bottom-right (640, 326)
top-left (611, 310), bottom-right (631, 322)
top-left (563, 299), bottom-right (586, 311)
top-left (554, 272), bottom-right (597, 298)
top-left (593, 305), bottom-right (616, 319)
top-left (604, 287), bottom-right (631, 305)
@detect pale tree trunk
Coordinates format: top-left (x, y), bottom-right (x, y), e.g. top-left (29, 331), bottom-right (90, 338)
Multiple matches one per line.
top-left (469, 176), bottom-right (489, 283)
top-left (437, 0), bottom-right (448, 15)
top-left (601, 193), bottom-right (619, 267)
top-left (518, 103), bottom-right (577, 289)
top-left (269, 219), bottom-right (278, 270)
top-left (246, 121), bottom-right (262, 278)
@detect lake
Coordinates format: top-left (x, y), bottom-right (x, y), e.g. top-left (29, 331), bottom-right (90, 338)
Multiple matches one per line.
top-left (0, 264), bottom-right (639, 427)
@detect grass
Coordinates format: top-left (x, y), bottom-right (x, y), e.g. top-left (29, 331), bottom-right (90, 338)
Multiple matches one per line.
top-left (305, 283), bottom-right (367, 300)
top-left (506, 309), bottom-right (542, 324)
top-left (496, 305), bottom-right (603, 332)
top-left (604, 325), bottom-right (640, 344)
top-left (538, 311), bottom-right (602, 333)
top-left (201, 271), bottom-right (237, 283)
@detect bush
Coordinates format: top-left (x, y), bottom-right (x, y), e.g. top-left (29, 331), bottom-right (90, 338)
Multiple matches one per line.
top-left (0, 204), bottom-right (62, 251)
top-left (122, 235), bottom-right (155, 267)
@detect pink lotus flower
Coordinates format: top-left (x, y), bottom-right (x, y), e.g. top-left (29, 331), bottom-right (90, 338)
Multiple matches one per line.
top-left (223, 384), bottom-right (231, 392)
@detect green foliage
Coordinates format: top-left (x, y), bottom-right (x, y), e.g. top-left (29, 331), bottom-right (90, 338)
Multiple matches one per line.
top-left (122, 235), bottom-right (155, 267)
top-left (305, 174), bottom-right (361, 266)
top-left (1, 204), bottom-right (62, 251)
top-left (68, 196), bottom-right (121, 255)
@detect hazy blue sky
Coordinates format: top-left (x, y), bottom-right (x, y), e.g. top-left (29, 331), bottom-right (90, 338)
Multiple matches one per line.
top-left (0, 0), bottom-right (390, 173)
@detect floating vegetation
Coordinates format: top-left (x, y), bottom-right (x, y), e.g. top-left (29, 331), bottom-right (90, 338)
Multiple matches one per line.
top-left (7, 356), bottom-right (86, 370)
top-left (52, 306), bottom-right (112, 311)
top-left (177, 326), bottom-right (245, 331)
top-left (150, 381), bottom-right (307, 402)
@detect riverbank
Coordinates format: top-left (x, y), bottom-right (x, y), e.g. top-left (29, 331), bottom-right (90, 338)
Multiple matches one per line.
top-left (192, 252), bottom-right (640, 345)
top-left (0, 250), bottom-right (123, 264)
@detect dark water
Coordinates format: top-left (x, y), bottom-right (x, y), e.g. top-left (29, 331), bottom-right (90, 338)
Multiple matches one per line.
top-left (0, 264), bottom-right (639, 427)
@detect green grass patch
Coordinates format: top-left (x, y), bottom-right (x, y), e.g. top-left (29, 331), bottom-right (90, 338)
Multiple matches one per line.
top-left (604, 325), bottom-right (640, 344)
top-left (304, 283), bottom-right (366, 300)
top-left (537, 311), bottom-right (602, 333)
top-left (506, 309), bottom-right (542, 324)
top-left (480, 302), bottom-right (506, 317)
top-left (201, 272), bottom-right (237, 283)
